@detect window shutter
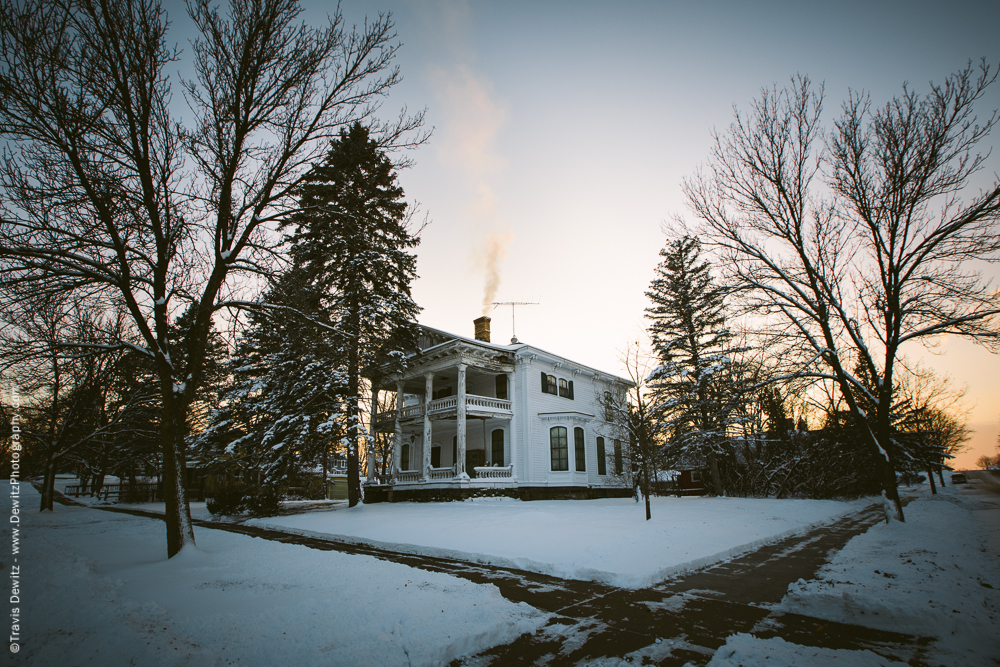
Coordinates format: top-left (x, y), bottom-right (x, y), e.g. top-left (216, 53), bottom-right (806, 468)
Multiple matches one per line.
top-left (567, 380), bottom-right (574, 399)
top-left (541, 371), bottom-right (549, 394)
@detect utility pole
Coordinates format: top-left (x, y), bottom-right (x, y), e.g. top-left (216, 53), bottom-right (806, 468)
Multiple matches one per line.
top-left (492, 301), bottom-right (538, 344)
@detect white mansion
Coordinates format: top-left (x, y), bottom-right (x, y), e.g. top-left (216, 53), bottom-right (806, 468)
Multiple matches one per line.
top-left (364, 317), bottom-right (634, 502)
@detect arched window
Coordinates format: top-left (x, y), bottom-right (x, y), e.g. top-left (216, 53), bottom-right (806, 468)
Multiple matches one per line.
top-left (550, 427), bottom-right (568, 471)
top-left (574, 427), bottom-right (586, 472)
top-left (596, 437), bottom-right (606, 476)
top-left (401, 443), bottom-right (410, 471)
top-left (491, 429), bottom-right (504, 465)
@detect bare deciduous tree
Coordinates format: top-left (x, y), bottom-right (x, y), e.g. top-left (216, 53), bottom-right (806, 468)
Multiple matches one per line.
top-left (601, 341), bottom-right (660, 520)
top-left (0, 297), bottom-right (153, 510)
top-left (685, 62), bottom-right (1000, 521)
top-left (0, 0), bottom-right (423, 555)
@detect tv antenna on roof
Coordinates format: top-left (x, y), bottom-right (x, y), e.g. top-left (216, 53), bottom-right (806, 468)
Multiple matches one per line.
top-left (492, 301), bottom-right (538, 344)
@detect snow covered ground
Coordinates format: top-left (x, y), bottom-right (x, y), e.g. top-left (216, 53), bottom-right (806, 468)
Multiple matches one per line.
top-left (706, 634), bottom-right (911, 667)
top-left (6, 482), bottom-right (547, 667)
top-left (245, 495), bottom-right (865, 588)
top-left (37, 474), bottom-right (999, 665)
top-left (708, 481), bottom-right (1000, 667)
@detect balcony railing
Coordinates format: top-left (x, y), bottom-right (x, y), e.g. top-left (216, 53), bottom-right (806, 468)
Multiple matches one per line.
top-left (467, 396), bottom-right (513, 413)
top-left (374, 394), bottom-right (512, 424)
top-left (428, 396), bottom-right (458, 413)
top-left (402, 404), bottom-right (424, 419)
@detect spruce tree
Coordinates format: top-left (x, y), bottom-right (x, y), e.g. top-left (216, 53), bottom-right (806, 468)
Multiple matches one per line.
top-left (285, 122), bottom-right (420, 506)
top-left (646, 235), bottom-right (737, 495)
top-left (192, 272), bottom-right (346, 502)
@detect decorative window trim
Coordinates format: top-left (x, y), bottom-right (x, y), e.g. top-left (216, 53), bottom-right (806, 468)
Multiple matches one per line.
top-left (538, 411), bottom-right (593, 425)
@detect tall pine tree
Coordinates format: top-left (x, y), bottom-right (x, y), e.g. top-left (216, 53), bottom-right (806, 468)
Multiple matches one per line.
top-left (285, 122), bottom-right (420, 506)
top-left (192, 272), bottom-right (346, 500)
top-left (646, 235), bottom-right (738, 496)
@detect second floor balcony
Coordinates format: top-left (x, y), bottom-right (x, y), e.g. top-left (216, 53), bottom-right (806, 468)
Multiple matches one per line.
top-left (375, 394), bottom-right (513, 425)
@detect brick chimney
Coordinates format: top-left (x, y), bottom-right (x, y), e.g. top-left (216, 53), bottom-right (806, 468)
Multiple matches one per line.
top-left (474, 316), bottom-right (491, 343)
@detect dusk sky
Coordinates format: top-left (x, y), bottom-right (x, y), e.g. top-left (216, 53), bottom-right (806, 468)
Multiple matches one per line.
top-left (177, 0), bottom-right (1000, 467)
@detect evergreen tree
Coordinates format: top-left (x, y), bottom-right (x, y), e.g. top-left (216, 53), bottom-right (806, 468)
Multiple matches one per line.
top-left (646, 235), bottom-right (739, 495)
top-left (192, 272), bottom-right (347, 505)
top-left (285, 122), bottom-right (420, 506)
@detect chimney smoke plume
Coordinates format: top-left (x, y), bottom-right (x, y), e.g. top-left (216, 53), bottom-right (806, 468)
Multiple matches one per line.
top-left (481, 230), bottom-right (512, 315)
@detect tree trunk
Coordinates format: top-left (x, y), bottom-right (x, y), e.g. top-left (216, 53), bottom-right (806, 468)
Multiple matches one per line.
top-left (346, 398), bottom-right (361, 507)
top-left (346, 305), bottom-right (362, 507)
top-left (39, 455), bottom-right (56, 511)
top-left (927, 467), bottom-right (937, 495)
top-left (161, 391), bottom-right (196, 558)
top-left (937, 467), bottom-right (946, 487)
top-left (879, 457), bottom-right (904, 523)
top-left (708, 450), bottom-right (724, 496)
top-left (643, 463), bottom-right (651, 520)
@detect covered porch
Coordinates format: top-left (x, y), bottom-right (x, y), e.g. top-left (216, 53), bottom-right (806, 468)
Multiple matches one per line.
top-left (367, 338), bottom-right (518, 487)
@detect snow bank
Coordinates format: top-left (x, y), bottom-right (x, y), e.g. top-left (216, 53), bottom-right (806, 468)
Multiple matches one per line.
top-left (707, 634), bottom-right (909, 667)
top-left (776, 487), bottom-right (1000, 666)
top-left (7, 483), bottom-right (547, 667)
top-left (249, 495), bottom-right (866, 588)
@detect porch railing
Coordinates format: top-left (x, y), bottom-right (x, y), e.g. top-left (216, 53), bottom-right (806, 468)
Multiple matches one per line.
top-left (396, 471), bottom-right (420, 483)
top-left (428, 465), bottom-right (456, 480)
top-left (473, 465), bottom-right (513, 479)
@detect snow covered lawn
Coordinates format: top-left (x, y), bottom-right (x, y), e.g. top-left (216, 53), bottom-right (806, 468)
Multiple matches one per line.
top-left (8, 482), bottom-right (547, 667)
top-left (247, 495), bottom-right (867, 588)
top-left (709, 484), bottom-right (1000, 667)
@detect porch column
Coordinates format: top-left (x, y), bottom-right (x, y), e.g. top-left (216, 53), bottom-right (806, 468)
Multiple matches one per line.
top-left (394, 381), bottom-right (403, 476)
top-left (422, 372), bottom-right (434, 480)
top-left (507, 371), bottom-right (516, 480)
top-left (457, 363), bottom-right (468, 479)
